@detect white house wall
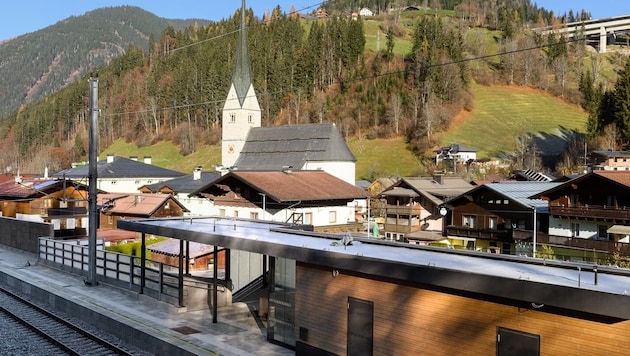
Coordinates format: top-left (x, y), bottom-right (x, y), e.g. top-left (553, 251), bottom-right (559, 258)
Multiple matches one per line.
top-left (176, 193), bottom-right (216, 217)
top-left (548, 217), bottom-right (599, 239)
top-left (97, 178), bottom-right (172, 193)
top-left (302, 160), bottom-right (355, 185)
top-left (214, 204), bottom-right (357, 227)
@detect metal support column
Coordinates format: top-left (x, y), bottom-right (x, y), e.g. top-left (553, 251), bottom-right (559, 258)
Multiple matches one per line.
top-left (178, 239), bottom-right (184, 308)
top-left (87, 76), bottom-right (99, 286)
top-left (213, 245), bottom-right (218, 323)
top-left (140, 232), bottom-right (146, 294)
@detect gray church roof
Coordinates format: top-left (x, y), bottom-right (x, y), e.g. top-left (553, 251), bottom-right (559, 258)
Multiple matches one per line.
top-left (51, 156), bottom-right (184, 179)
top-left (142, 171), bottom-right (221, 194)
top-left (232, 0), bottom-right (253, 107)
top-left (234, 123), bottom-right (356, 170)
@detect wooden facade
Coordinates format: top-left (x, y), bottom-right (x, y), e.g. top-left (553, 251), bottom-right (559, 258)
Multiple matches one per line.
top-left (295, 263), bottom-right (630, 355)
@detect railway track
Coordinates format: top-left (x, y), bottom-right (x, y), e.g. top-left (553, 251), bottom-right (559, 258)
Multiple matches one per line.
top-left (0, 286), bottom-right (135, 355)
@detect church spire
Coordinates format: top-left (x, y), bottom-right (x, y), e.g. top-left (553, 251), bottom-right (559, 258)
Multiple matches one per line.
top-left (232, 0), bottom-right (253, 107)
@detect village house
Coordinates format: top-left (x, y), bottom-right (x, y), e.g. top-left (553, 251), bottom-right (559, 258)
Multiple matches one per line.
top-left (139, 166), bottom-right (221, 216)
top-left (97, 192), bottom-right (189, 245)
top-left (359, 7), bottom-right (374, 17)
top-left (190, 169), bottom-right (368, 233)
top-left (588, 149), bottom-right (630, 171)
top-left (532, 170), bottom-right (630, 258)
top-left (51, 155), bottom-right (185, 193)
top-left (435, 143), bottom-right (477, 164)
top-left (0, 174), bottom-right (91, 239)
top-left (147, 238), bottom-right (225, 272)
top-left (377, 175), bottom-right (472, 243)
top-left (444, 181), bottom-right (560, 254)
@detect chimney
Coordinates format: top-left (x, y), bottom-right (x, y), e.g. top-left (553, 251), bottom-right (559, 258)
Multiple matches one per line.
top-left (282, 165), bottom-right (293, 174)
top-left (193, 166), bottom-right (202, 181)
top-left (130, 156), bottom-right (138, 161)
top-left (135, 195), bottom-right (142, 205)
top-left (433, 174), bottom-right (445, 185)
top-left (107, 154), bottom-right (114, 163)
top-left (144, 156), bottom-right (152, 165)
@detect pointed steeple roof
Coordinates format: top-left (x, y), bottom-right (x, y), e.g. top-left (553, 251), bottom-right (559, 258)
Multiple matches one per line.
top-left (232, 0), bottom-right (253, 107)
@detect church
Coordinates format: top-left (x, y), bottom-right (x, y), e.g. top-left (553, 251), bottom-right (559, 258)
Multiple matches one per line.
top-left (220, 0), bottom-right (356, 186)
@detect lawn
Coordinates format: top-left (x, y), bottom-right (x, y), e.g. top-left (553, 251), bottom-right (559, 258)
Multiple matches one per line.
top-left (438, 83), bottom-right (588, 159)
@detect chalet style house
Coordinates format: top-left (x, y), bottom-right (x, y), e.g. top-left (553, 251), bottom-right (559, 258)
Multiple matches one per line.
top-left (435, 143), bottom-right (477, 165)
top-left (139, 166), bottom-right (221, 216)
top-left (97, 193), bottom-right (188, 245)
top-left (378, 175), bottom-right (472, 242)
top-left (190, 169), bottom-right (368, 232)
top-left (532, 171), bottom-right (630, 257)
top-left (588, 149), bottom-right (630, 171)
top-left (444, 181), bottom-right (560, 254)
top-left (0, 175), bottom-right (91, 239)
top-left (51, 155), bottom-right (185, 193)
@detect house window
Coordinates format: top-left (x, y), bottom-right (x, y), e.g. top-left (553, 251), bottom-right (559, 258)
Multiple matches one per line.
top-left (489, 217), bottom-right (498, 230)
top-left (571, 222), bottom-right (580, 237)
top-left (329, 211), bottom-right (337, 223)
top-left (219, 209), bottom-right (226, 216)
top-left (569, 194), bottom-right (578, 208)
top-left (230, 113), bottom-right (236, 123)
top-left (304, 212), bottom-right (312, 225)
top-left (463, 215), bottom-right (476, 228)
top-left (108, 215), bottom-right (113, 225)
top-left (248, 114), bottom-right (253, 123)
top-left (250, 212), bottom-right (259, 220)
top-left (598, 225), bottom-right (609, 240)
top-left (234, 210), bottom-right (239, 218)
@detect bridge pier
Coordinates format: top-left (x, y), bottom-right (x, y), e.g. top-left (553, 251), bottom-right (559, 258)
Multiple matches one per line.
top-left (600, 26), bottom-right (607, 53)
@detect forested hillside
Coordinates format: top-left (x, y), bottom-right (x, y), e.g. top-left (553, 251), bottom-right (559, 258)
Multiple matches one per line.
top-left (0, 6), bottom-right (208, 117)
top-left (0, 0), bottom-right (627, 176)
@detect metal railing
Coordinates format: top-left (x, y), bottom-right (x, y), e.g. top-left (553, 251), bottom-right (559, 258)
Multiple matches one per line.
top-left (38, 238), bottom-right (183, 306)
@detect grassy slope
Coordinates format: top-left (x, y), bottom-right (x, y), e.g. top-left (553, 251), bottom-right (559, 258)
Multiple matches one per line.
top-left (439, 83), bottom-right (588, 158)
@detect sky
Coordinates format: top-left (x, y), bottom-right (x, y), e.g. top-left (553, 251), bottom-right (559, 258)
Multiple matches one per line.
top-left (2, 1), bottom-right (630, 42)
top-left (0, 1), bottom-right (318, 41)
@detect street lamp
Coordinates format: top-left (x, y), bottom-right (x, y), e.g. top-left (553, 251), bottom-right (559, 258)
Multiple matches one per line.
top-left (532, 205), bottom-right (537, 258)
top-left (258, 192), bottom-right (266, 221)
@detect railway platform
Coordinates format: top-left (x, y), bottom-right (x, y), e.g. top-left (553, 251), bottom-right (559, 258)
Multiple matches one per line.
top-left (0, 244), bottom-right (292, 356)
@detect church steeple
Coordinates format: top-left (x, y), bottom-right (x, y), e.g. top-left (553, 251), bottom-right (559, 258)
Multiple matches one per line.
top-left (221, 0), bottom-right (261, 168)
top-left (232, 0), bottom-right (253, 107)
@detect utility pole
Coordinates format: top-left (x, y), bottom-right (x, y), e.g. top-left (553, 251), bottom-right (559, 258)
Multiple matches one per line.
top-left (87, 76), bottom-right (99, 286)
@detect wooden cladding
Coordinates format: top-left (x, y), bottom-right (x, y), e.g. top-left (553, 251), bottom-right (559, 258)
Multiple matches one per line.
top-left (295, 263), bottom-right (630, 355)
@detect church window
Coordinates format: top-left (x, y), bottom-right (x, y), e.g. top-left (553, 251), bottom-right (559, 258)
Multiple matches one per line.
top-left (248, 114), bottom-right (253, 123)
top-left (230, 113), bottom-right (236, 123)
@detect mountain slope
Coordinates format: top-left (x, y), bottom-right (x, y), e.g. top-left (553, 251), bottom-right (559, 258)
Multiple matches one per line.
top-left (0, 6), bottom-right (209, 117)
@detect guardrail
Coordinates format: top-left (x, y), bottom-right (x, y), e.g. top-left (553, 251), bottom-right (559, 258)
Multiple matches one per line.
top-left (38, 238), bottom-right (184, 306)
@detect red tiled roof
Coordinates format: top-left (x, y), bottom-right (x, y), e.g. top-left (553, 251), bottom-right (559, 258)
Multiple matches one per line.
top-left (593, 171), bottom-right (630, 187)
top-left (98, 193), bottom-right (188, 216)
top-left (228, 170), bottom-right (368, 202)
top-left (0, 176), bottom-right (74, 198)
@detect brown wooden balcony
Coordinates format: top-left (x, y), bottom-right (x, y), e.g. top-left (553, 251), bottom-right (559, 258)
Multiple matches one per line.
top-left (549, 204), bottom-right (630, 223)
top-left (384, 224), bottom-right (420, 234)
top-left (384, 205), bottom-right (423, 217)
top-left (446, 226), bottom-right (512, 241)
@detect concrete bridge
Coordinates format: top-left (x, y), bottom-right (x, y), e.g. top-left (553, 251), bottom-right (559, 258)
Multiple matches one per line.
top-left (537, 14), bottom-right (630, 53)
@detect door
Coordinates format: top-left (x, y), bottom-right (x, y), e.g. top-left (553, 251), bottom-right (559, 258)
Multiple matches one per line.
top-left (497, 327), bottom-right (540, 356)
top-left (347, 297), bottom-right (373, 356)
